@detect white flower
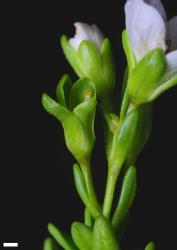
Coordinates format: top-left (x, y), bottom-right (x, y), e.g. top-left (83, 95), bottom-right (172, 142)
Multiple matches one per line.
top-left (69, 22), bottom-right (104, 50)
top-left (125, 0), bottom-right (177, 93)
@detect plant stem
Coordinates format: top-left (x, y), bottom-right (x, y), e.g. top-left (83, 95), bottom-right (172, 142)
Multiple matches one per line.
top-left (103, 167), bottom-right (121, 219)
top-left (80, 160), bottom-right (101, 212)
top-left (120, 86), bottom-right (130, 124)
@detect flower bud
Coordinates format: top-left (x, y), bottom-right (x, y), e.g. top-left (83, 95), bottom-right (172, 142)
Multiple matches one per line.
top-left (61, 22), bottom-right (116, 98)
top-left (42, 75), bottom-right (97, 164)
top-left (128, 48), bottom-right (167, 104)
top-left (109, 105), bottom-right (152, 172)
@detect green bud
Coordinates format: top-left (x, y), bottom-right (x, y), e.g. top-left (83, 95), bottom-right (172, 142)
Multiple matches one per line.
top-left (126, 104), bottom-right (152, 164)
top-left (92, 216), bottom-right (121, 250)
top-left (109, 104), bottom-right (152, 175)
top-left (128, 48), bottom-right (167, 104)
top-left (109, 107), bottom-right (140, 172)
top-left (42, 76), bottom-right (97, 164)
top-left (71, 222), bottom-right (92, 250)
top-left (61, 35), bottom-right (115, 98)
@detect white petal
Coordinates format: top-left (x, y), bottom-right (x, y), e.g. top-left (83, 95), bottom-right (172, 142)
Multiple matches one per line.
top-left (125, 0), bottom-right (167, 61)
top-left (166, 51), bottom-right (177, 72)
top-left (144, 0), bottom-right (167, 22)
top-left (69, 22), bottom-right (104, 50)
top-left (167, 16), bottom-right (177, 51)
top-left (161, 51), bottom-right (177, 82)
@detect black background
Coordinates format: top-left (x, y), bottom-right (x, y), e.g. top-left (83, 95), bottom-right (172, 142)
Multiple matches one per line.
top-left (4, 0), bottom-right (177, 249)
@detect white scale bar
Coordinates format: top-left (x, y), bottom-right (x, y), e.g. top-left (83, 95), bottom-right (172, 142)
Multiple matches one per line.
top-left (3, 243), bottom-right (18, 247)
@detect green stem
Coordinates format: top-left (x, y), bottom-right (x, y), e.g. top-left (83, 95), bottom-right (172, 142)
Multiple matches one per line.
top-left (99, 94), bottom-right (113, 116)
top-left (80, 160), bottom-right (101, 213)
top-left (120, 86), bottom-right (130, 124)
top-left (103, 167), bottom-right (121, 219)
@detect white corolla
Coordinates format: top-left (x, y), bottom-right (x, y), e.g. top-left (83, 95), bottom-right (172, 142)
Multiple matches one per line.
top-left (125, 0), bottom-right (177, 101)
top-left (69, 22), bottom-right (104, 50)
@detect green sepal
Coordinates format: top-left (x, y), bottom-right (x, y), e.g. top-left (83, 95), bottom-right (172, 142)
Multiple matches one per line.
top-left (77, 40), bottom-right (104, 96)
top-left (100, 38), bottom-right (116, 94)
top-left (128, 48), bottom-right (167, 105)
top-left (42, 93), bottom-right (71, 122)
top-left (56, 74), bottom-right (72, 107)
top-left (73, 164), bottom-right (100, 219)
top-left (148, 72), bottom-right (177, 102)
top-left (60, 35), bottom-right (84, 77)
top-left (48, 223), bottom-right (78, 250)
top-left (122, 30), bottom-right (136, 71)
top-left (145, 241), bottom-right (155, 250)
top-left (43, 237), bottom-right (59, 250)
top-left (112, 166), bottom-right (137, 229)
top-left (92, 216), bottom-right (121, 250)
top-left (71, 222), bottom-right (92, 250)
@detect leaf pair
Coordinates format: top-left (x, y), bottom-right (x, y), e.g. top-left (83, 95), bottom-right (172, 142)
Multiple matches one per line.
top-left (47, 216), bottom-right (121, 250)
top-left (72, 216), bottom-right (121, 250)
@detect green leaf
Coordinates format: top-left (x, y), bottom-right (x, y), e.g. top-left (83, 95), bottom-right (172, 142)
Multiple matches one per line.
top-left (69, 78), bottom-right (96, 110)
top-left (73, 164), bottom-right (100, 219)
top-left (92, 216), bottom-right (121, 250)
top-left (43, 238), bottom-right (59, 250)
top-left (60, 35), bottom-right (84, 77)
top-left (145, 241), bottom-right (155, 250)
top-left (122, 30), bottom-right (136, 71)
top-left (71, 222), bottom-right (92, 250)
top-left (128, 48), bottom-right (167, 104)
top-left (56, 74), bottom-right (72, 107)
top-left (48, 223), bottom-right (78, 250)
top-left (100, 38), bottom-right (116, 94)
top-left (112, 166), bottom-right (137, 229)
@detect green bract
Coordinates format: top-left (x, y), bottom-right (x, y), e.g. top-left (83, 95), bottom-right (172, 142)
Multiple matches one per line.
top-left (128, 48), bottom-right (167, 105)
top-left (42, 75), bottom-right (97, 164)
top-left (61, 35), bottom-right (116, 98)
